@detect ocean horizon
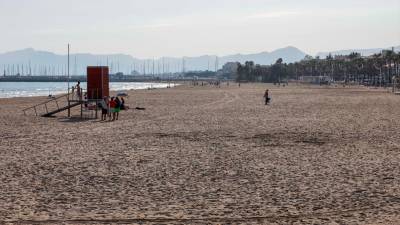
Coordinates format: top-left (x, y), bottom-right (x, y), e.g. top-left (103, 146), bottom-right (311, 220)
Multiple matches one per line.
top-left (0, 82), bottom-right (176, 98)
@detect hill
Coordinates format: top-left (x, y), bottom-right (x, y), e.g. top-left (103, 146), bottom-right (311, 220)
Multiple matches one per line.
top-left (0, 47), bottom-right (307, 75)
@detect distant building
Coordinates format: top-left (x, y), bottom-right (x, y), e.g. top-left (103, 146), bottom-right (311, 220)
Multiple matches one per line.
top-left (219, 62), bottom-right (239, 79)
top-left (130, 70), bottom-right (141, 76)
top-left (184, 71), bottom-right (216, 78)
top-left (110, 72), bottom-right (124, 80)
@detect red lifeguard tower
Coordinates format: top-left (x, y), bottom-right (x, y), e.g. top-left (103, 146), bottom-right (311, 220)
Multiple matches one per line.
top-left (87, 66), bottom-right (109, 100)
top-left (22, 66), bottom-right (110, 118)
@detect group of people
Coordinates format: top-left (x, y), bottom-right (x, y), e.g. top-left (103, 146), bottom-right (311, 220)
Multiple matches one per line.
top-left (99, 96), bottom-right (127, 121)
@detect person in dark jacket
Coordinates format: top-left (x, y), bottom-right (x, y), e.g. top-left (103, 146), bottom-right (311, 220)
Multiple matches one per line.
top-left (264, 89), bottom-right (271, 105)
top-left (120, 97), bottom-right (126, 110)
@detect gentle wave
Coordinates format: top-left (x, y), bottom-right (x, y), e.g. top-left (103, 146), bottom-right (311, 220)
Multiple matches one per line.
top-left (0, 82), bottom-right (177, 98)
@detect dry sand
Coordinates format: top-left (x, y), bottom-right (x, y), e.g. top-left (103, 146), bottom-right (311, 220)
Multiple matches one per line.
top-left (0, 83), bottom-right (399, 225)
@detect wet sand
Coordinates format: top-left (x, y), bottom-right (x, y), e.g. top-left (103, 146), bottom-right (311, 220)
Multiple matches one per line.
top-left (1, 83), bottom-right (399, 224)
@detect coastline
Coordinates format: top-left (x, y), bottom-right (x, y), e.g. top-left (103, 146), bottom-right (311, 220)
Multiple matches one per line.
top-left (0, 81), bottom-right (181, 99)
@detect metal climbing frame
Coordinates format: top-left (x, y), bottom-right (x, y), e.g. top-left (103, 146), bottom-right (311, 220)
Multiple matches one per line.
top-left (22, 87), bottom-right (101, 119)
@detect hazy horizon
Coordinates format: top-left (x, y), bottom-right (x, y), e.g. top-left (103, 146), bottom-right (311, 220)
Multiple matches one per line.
top-left (1, 0), bottom-right (399, 58)
top-left (2, 45), bottom-right (400, 59)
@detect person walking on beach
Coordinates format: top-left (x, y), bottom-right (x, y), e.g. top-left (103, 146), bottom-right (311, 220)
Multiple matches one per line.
top-left (264, 89), bottom-right (271, 105)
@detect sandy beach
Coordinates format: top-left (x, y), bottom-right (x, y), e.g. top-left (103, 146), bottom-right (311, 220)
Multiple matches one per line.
top-left (0, 83), bottom-right (399, 225)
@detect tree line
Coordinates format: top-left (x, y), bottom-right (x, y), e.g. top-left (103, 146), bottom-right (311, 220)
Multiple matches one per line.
top-left (236, 50), bottom-right (400, 86)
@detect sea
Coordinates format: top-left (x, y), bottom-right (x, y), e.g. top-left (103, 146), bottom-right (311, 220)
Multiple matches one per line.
top-left (0, 82), bottom-right (175, 98)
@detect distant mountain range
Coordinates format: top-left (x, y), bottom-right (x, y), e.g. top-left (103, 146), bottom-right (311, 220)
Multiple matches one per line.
top-left (0, 45), bottom-right (398, 75)
top-left (0, 46), bottom-right (307, 75)
top-left (316, 46), bottom-right (400, 58)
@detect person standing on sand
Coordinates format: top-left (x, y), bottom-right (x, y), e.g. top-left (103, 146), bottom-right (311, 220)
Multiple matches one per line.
top-left (109, 97), bottom-right (117, 121)
top-left (100, 96), bottom-right (109, 121)
top-left (120, 97), bottom-right (129, 110)
top-left (75, 81), bottom-right (81, 100)
top-left (264, 89), bottom-right (271, 105)
top-left (115, 97), bottom-right (121, 120)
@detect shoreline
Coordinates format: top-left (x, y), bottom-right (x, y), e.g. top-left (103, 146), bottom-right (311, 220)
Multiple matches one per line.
top-left (0, 82), bottom-right (392, 101)
top-left (0, 81), bottom-right (182, 99)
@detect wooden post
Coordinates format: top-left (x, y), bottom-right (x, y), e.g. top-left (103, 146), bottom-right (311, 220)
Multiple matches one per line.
top-left (95, 99), bottom-right (98, 119)
top-left (96, 88), bottom-right (99, 119)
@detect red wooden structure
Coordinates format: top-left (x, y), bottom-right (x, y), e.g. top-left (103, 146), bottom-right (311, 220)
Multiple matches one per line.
top-left (87, 66), bottom-right (109, 100)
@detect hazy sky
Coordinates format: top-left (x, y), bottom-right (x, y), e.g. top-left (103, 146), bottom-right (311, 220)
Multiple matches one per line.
top-left (0, 0), bottom-right (399, 58)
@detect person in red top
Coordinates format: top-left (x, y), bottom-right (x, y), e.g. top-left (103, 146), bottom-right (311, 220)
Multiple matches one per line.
top-left (109, 97), bottom-right (117, 121)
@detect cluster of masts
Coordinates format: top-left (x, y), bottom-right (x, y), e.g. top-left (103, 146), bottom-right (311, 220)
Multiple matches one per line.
top-left (2, 56), bottom-right (220, 77)
top-left (2, 63), bottom-right (70, 76)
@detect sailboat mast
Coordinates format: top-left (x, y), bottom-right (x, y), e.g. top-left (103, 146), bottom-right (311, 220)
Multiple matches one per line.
top-left (215, 56), bottom-right (219, 72)
top-left (182, 57), bottom-right (185, 74)
top-left (74, 56), bottom-right (77, 76)
top-left (162, 57), bottom-right (165, 77)
top-left (67, 44), bottom-right (70, 85)
top-left (67, 44), bottom-right (71, 117)
top-left (152, 58), bottom-right (155, 77)
top-left (208, 56), bottom-right (210, 71)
